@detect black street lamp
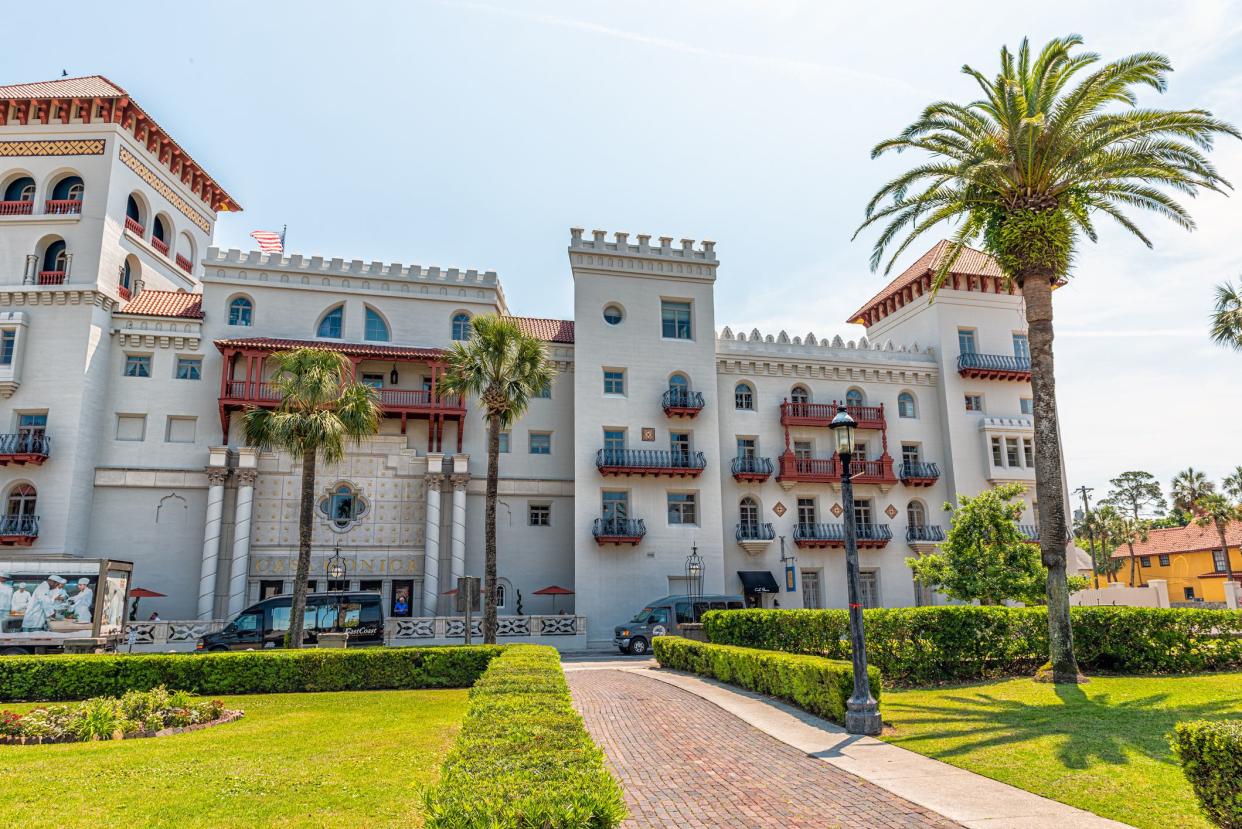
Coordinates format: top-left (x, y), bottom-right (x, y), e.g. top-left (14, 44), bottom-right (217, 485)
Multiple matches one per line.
top-left (829, 405), bottom-right (882, 736)
top-left (685, 545), bottom-right (704, 617)
top-left (326, 547), bottom-right (347, 632)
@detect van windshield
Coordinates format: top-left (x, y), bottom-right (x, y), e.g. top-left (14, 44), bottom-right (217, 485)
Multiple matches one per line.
top-left (630, 607), bottom-right (654, 623)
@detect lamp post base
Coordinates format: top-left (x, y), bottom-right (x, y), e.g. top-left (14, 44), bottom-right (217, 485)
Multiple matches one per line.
top-left (846, 699), bottom-right (883, 736)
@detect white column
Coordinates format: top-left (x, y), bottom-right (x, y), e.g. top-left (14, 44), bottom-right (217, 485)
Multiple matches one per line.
top-left (423, 454), bottom-right (445, 616)
top-left (450, 473), bottom-right (468, 587)
top-left (197, 466), bottom-right (229, 620)
top-left (226, 468), bottom-right (258, 617)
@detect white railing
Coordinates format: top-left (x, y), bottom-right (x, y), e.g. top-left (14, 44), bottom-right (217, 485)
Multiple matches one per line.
top-left (124, 620), bottom-right (226, 645)
top-left (386, 615), bottom-right (585, 642)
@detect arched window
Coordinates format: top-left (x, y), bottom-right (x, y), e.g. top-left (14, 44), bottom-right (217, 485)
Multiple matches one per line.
top-left (152, 215), bottom-right (168, 243)
top-left (42, 240), bottom-right (67, 274)
top-left (364, 308), bottom-right (390, 342)
top-left (907, 500), bottom-right (926, 528)
top-left (668, 373), bottom-right (689, 404)
top-left (846, 388), bottom-right (864, 408)
top-left (228, 297), bottom-right (253, 326)
top-left (495, 583), bottom-right (506, 610)
top-left (319, 483), bottom-right (368, 530)
top-left (6, 484), bottom-right (37, 517)
top-left (734, 382), bottom-right (754, 411)
top-left (3, 176), bottom-right (35, 203)
top-left (318, 306), bottom-right (344, 339)
top-left (125, 194), bottom-right (144, 229)
top-left (898, 392), bottom-right (917, 419)
top-left (451, 312), bottom-right (471, 341)
top-left (790, 385), bottom-right (810, 405)
top-left (120, 257), bottom-right (135, 290)
top-left (739, 496), bottom-right (760, 529)
top-left (51, 175), bottom-right (84, 202)
top-left (177, 232), bottom-right (195, 272)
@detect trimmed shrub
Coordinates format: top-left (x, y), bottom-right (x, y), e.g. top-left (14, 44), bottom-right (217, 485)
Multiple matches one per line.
top-left (703, 606), bottom-right (1242, 686)
top-left (0, 645), bottom-right (503, 701)
top-left (423, 645), bottom-right (626, 829)
top-left (653, 636), bottom-right (881, 725)
top-left (1171, 720), bottom-right (1242, 829)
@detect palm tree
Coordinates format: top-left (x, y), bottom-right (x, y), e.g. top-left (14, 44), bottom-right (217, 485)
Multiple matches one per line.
top-left (243, 349), bottom-right (380, 648)
top-left (1194, 492), bottom-right (1239, 583)
top-left (1223, 466), bottom-right (1242, 502)
top-left (1171, 467), bottom-right (1215, 513)
top-left (1210, 280), bottom-right (1242, 351)
top-left (1093, 503), bottom-right (1125, 583)
top-left (854, 36), bottom-right (1238, 682)
top-left (1116, 515), bottom-right (1151, 587)
top-left (440, 316), bottom-right (554, 644)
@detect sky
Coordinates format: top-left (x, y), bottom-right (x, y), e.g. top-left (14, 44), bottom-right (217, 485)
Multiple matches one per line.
top-left (4, 0), bottom-right (1241, 505)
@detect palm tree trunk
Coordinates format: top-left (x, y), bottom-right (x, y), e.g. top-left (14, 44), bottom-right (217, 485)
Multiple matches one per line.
top-left (1217, 521), bottom-right (1236, 581)
top-left (483, 411), bottom-right (500, 644)
top-left (1128, 541), bottom-right (1138, 587)
top-left (287, 451), bottom-right (316, 649)
top-left (1021, 270), bottom-right (1081, 683)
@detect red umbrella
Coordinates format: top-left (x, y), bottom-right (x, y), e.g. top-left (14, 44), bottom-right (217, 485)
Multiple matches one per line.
top-left (532, 585), bottom-right (574, 614)
top-left (129, 587), bottom-right (166, 598)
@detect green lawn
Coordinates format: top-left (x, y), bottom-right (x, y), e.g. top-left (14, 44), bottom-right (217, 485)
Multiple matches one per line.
top-left (881, 673), bottom-right (1242, 829)
top-left (0, 688), bottom-right (468, 829)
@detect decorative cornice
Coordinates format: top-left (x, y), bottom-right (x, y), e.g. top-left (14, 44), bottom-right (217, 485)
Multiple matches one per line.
top-left (235, 468), bottom-right (258, 487)
top-left (0, 138), bottom-right (105, 157)
top-left (715, 357), bottom-right (936, 387)
top-left (206, 468), bottom-right (230, 487)
top-left (450, 473), bottom-right (470, 490)
top-left (0, 288), bottom-right (118, 311)
top-left (115, 330), bottom-right (202, 351)
top-left (119, 146), bottom-right (213, 233)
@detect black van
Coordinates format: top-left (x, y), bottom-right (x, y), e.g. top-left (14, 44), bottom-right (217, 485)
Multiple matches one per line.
top-left (197, 592), bottom-right (384, 651)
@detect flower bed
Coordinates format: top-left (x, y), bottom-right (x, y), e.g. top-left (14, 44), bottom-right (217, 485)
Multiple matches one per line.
top-left (0, 686), bottom-right (242, 744)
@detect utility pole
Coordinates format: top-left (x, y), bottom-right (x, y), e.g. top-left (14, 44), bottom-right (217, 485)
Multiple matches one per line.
top-left (1073, 485), bottom-right (1098, 587)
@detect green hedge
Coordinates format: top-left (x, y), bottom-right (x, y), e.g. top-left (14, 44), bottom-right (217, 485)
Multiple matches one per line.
top-left (0, 645), bottom-right (503, 701)
top-left (423, 645), bottom-right (625, 829)
top-left (652, 636), bottom-right (881, 725)
top-left (1171, 720), bottom-right (1242, 829)
top-left (702, 606), bottom-right (1242, 686)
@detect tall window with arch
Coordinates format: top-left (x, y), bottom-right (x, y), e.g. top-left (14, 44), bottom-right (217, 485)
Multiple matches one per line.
top-left (4, 176), bottom-right (35, 203)
top-left (846, 388), bottom-right (865, 408)
top-left (907, 500), bottom-right (926, 528)
top-left (120, 258), bottom-right (134, 291)
top-left (318, 306), bottom-right (344, 339)
top-left (790, 385), bottom-right (810, 405)
top-left (734, 382), bottom-right (754, 411)
top-left (364, 308), bottom-right (390, 342)
top-left (5, 483), bottom-right (37, 533)
top-left (125, 194), bottom-right (144, 232)
top-left (668, 373), bottom-right (689, 406)
top-left (42, 240), bottom-right (67, 276)
top-left (739, 496), bottom-right (760, 533)
top-left (451, 313), bottom-right (471, 341)
top-left (898, 391), bottom-right (917, 418)
top-left (228, 297), bottom-right (253, 326)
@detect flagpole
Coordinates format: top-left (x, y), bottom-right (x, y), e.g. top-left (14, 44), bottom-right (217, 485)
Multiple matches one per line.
top-left (280, 224), bottom-right (287, 250)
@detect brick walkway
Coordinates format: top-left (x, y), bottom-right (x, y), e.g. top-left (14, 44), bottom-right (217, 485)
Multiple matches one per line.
top-left (568, 668), bottom-right (963, 829)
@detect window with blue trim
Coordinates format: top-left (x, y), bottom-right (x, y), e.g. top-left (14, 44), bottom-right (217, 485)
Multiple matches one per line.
top-left (451, 313), bottom-right (471, 341)
top-left (228, 297), bottom-right (252, 326)
top-left (318, 306), bottom-right (343, 338)
top-left (661, 301), bottom-right (692, 339)
top-left (0, 331), bottom-right (15, 366)
top-left (364, 308), bottom-right (390, 342)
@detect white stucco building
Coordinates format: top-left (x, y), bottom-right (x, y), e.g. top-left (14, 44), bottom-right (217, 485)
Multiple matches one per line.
top-left (0, 77), bottom-right (1083, 648)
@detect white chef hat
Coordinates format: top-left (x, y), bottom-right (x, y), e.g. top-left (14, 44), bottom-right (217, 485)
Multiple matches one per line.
top-left (49, 575), bottom-right (66, 584)
top-left (77, 578), bottom-right (90, 585)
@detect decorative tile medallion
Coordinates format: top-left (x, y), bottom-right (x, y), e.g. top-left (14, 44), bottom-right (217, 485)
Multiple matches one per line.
top-left (885, 504), bottom-right (899, 519)
top-left (830, 502), bottom-right (844, 518)
top-left (0, 138), bottom-right (105, 157)
top-left (118, 146), bottom-right (212, 232)
top-left (640, 427), bottom-right (655, 442)
top-left (772, 501), bottom-right (786, 517)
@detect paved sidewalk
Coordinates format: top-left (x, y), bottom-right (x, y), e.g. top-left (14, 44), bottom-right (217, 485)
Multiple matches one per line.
top-left (568, 668), bottom-right (963, 829)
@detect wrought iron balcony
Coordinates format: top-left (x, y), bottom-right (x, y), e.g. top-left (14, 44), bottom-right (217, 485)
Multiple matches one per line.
top-left (0, 514), bottom-right (39, 545)
top-left (0, 433), bottom-right (50, 465)
top-left (776, 454), bottom-right (896, 486)
top-left (596, 448), bottom-right (706, 478)
top-left (906, 524), bottom-right (946, 543)
top-left (736, 522), bottom-right (776, 542)
top-left (593, 517), bottom-right (646, 545)
top-left (780, 401), bottom-right (886, 430)
top-left (899, 461), bottom-right (941, 486)
top-left (957, 352), bottom-right (1032, 381)
top-left (731, 455), bottom-right (774, 482)
top-left (662, 388), bottom-right (705, 418)
top-left (793, 522), bottom-right (891, 549)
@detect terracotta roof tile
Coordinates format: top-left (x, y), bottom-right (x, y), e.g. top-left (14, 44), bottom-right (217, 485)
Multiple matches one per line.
top-left (847, 241), bottom-right (1004, 325)
top-left (118, 290), bottom-right (203, 319)
top-left (1109, 520), bottom-right (1242, 558)
top-left (213, 337), bottom-right (446, 360)
top-left (508, 316), bottom-right (574, 344)
top-left (0, 76), bottom-right (124, 99)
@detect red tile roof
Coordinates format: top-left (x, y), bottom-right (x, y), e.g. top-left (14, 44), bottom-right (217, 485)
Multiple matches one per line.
top-left (213, 337), bottom-right (447, 360)
top-left (847, 240), bottom-right (1005, 325)
top-left (1110, 521), bottom-right (1242, 558)
top-left (508, 316), bottom-right (574, 344)
top-left (0, 75), bottom-right (241, 212)
top-left (118, 290), bottom-right (203, 319)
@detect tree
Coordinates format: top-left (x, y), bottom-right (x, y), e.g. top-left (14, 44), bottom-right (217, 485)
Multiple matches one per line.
top-left (243, 349), bottom-right (380, 648)
top-left (1105, 471), bottom-right (1166, 521)
top-left (1195, 492), bottom-right (1239, 583)
top-left (909, 484), bottom-right (1047, 605)
top-left (1151, 507), bottom-right (1192, 529)
top-left (1209, 280), bottom-right (1242, 351)
top-left (855, 36), bottom-right (1238, 682)
top-left (1091, 503), bottom-right (1126, 583)
top-left (440, 316), bottom-right (554, 644)
top-left (1223, 466), bottom-right (1242, 502)
top-left (1115, 514), bottom-right (1152, 587)
top-left (1171, 467), bottom-right (1215, 513)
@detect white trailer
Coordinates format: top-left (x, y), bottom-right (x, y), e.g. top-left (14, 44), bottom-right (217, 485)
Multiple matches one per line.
top-left (0, 557), bottom-right (133, 654)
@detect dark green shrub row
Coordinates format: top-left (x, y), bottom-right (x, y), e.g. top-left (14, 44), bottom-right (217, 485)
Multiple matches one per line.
top-left (652, 636), bottom-right (880, 725)
top-left (1171, 720), bottom-right (1242, 829)
top-left (702, 606), bottom-right (1242, 686)
top-left (423, 645), bottom-right (626, 829)
top-left (0, 645), bottom-right (503, 701)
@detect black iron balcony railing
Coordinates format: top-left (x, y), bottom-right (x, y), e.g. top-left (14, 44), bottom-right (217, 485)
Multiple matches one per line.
top-left (0, 514), bottom-right (39, 538)
top-left (735, 522), bottom-right (776, 542)
top-left (662, 388), bottom-right (705, 415)
top-left (957, 352), bottom-right (1032, 379)
top-left (596, 448), bottom-right (707, 474)
top-left (592, 517), bottom-right (646, 543)
top-left (793, 522), bottom-right (892, 543)
top-left (731, 455), bottom-right (774, 480)
top-left (899, 461), bottom-right (940, 482)
top-left (0, 432), bottom-right (51, 458)
top-left (906, 524), bottom-right (947, 542)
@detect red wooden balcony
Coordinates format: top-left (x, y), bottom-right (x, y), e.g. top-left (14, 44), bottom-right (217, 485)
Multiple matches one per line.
top-left (731, 456), bottom-right (774, 482)
top-left (780, 401), bottom-right (886, 430)
top-left (662, 388), bottom-right (705, 418)
top-left (124, 216), bottom-right (144, 236)
top-left (44, 199), bottom-right (82, 215)
top-left (37, 271), bottom-right (66, 285)
top-left (0, 200), bottom-right (34, 216)
top-left (596, 449), bottom-right (706, 478)
top-left (776, 453), bottom-right (896, 486)
top-left (793, 522), bottom-right (891, 550)
top-left (0, 514), bottom-right (39, 546)
top-left (176, 254), bottom-right (193, 273)
top-left (152, 237), bottom-right (169, 256)
top-left (957, 353), bottom-right (1031, 382)
top-left (0, 433), bottom-right (50, 466)
top-left (222, 380), bottom-right (464, 415)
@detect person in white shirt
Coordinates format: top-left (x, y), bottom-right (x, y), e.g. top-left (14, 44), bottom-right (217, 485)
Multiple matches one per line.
top-left (71, 578), bottom-right (94, 623)
top-left (0, 574), bottom-right (12, 616)
top-left (9, 583), bottom-right (30, 618)
top-left (22, 574), bottom-right (66, 631)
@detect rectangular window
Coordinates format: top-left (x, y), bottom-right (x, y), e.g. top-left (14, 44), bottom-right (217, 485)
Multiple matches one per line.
top-left (1012, 333), bottom-right (1030, 362)
top-left (124, 354), bottom-right (152, 377)
top-left (667, 492), bottom-right (698, 525)
top-left (175, 357), bottom-right (202, 380)
top-left (603, 429), bottom-right (626, 455)
top-left (670, 431), bottom-right (691, 461)
top-left (529, 432), bottom-right (551, 455)
top-left (1006, 437), bottom-right (1021, 467)
top-left (661, 300), bottom-right (692, 340)
top-left (801, 570), bottom-right (822, 609)
top-left (18, 413), bottom-right (46, 437)
top-left (498, 432), bottom-right (510, 454)
top-left (603, 369), bottom-right (625, 395)
top-left (854, 499), bottom-right (873, 527)
top-left (116, 413), bottom-right (146, 441)
top-left (957, 328), bottom-right (977, 354)
top-left (165, 416), bottom-right (196, 443)
top-left (1213, 549), bottom-right (1228, 572)
top-left (260, 580), bottom-right (284, 600)
top-left (602, 491), bottom-right (629, 521)
top-left (360, 373), bottom-right (384, 389)
top-left (1158, 554), bottom-right (1170, 567)
top-left (391, 579), bottom-right (415, 617)
top-left (1184, 586), bottom-right (1196, 600)
top-left (853, 441), bottom-right (868, 458)
top-left (797, 497), bottom-right (816, 525)
top-left (1020, 397), bottom-right (1033, 415)
top-left (0, 330), bottom-right (15, 365)
top-left (859, 570), bottom-right (880, 609)
top-left (1022, 438), bottom-right (1034, 467)
top-left (793, 440), bottom-right (813, 460)
top-left (528, 503), bottom-right (551, 527)
top-left (965, 394), bottom-right (983, 412)
top-left (1140, 556), bottom-right (1152, 568)
top-left (991, 436), bottom-right (1004, 466)
top-left (535, 382), bottom-right (552, 399)
top-left (901, 443), bottom-right (921, 465)
top-left (736, 437), bottom-right (756, 458)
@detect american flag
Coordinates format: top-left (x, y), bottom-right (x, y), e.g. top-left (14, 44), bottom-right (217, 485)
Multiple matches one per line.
top-left (250, 230), bottom-right (284, 253)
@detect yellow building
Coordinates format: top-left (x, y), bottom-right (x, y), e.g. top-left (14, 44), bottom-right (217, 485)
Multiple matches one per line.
top-left (1108, 521), bottom-right (1242, 603)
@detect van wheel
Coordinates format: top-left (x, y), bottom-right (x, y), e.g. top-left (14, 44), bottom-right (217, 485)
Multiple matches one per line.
top-left (627, 637), bottom-right (649, 655)
top-left (1, 646), bottom-right (31, 656)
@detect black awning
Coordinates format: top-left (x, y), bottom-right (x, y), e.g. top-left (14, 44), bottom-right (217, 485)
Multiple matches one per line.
top-left (737, 570), bottom-right (780, 594)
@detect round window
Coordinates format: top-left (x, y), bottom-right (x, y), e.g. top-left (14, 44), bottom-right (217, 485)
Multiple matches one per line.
top-left (603, 304), bottom-right (624, 325)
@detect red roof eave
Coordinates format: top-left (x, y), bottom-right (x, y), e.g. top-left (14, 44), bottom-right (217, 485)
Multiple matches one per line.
top-left (213, 337), bottom-right (448, 361)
